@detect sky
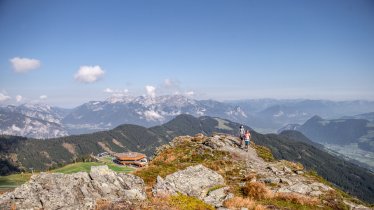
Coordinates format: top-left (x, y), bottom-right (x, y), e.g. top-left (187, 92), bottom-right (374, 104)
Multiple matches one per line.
top-left (0, 0), bottom-right (373, 108)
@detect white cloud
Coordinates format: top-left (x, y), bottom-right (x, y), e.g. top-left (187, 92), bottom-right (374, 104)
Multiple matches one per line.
top-left (185, 91), bottom-right (194, 96)
top-left (104, 88), bottom-right (129, 96)
top-left (74, 65), bottom-right (105, 83)
top-left (104, 88), bottom-right (114, 93)
top-left (145, 85), bottom-right (156, 98)
top-left (10, 57), bottom-right (41, 73)
top-left (164, 79), bottom-right (176, 87)
top-left (144, 110), bottom-right (164, 121)
top-left (16, 95), bottom-right (23, 102)
top-left (0, 93), bottom-right (11, 102)
top-left (39, 95), bottom-right (47, 100)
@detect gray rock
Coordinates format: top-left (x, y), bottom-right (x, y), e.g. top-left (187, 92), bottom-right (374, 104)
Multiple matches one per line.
top-left (288, 183), bottom-right (312, 195)
top-left (203, 187), bottom-right (229, 207)
top-left (309, 191), bottom-right (323, 197)
top-left (344, 201), bottom-right (372, 210)
top-left (261, 177), bottom-right (280, 184)
top-left (295, 170), bottom-right (304, 175)
top-left (267, 166), bottom-right (278, 174)
top-left (203, 136), bottom-right (226, 149)
top-left (277, 187), bottom-right (292, 193)
top-left (0, 165), bottom-right (146, 210)
top-left (283, 166), bottom-right (292, 173)
top-left (152, 176), bottom-right (177, 196)
top-left (310, 182), bottom-right (332, 192)
top-left (280, 178), bottom-right (293, 185)
top-left (152, 164), bottom-right (225, 199)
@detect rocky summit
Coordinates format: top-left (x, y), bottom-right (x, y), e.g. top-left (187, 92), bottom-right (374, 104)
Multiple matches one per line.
top-left (0, 134), bottom-right (372, 209)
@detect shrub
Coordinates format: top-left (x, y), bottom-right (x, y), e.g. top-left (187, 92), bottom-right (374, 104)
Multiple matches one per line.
top-left (241, 182), bottom-right (273, 200)
top-left (275, 192), bottom-right (320, 206)
top-left (223, 196), bottom-right (266, 210)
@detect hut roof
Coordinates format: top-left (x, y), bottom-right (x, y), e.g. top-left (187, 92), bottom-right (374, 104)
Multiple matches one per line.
top-left (114, 152), bottom-right (146, 161)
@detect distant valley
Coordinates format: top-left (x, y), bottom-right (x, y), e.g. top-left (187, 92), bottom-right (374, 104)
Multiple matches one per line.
top-left (279, 113), bottom-right (374, 171)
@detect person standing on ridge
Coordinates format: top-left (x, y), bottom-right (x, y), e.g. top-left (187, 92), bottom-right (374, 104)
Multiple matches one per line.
top-left (244, 130), bottom-right (251, 152)
top-left (239, 125), bottom-right (245, 148)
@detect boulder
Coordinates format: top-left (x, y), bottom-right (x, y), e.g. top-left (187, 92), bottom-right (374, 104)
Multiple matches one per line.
top-left (288, 183), bottom-right (312, 195)
top-left (203, 136), bottom-right (226, 149)
top-left (153, 164), bottom-right (225, 199)
top-left (203, 187), bottom-right (230, 207)
top-left (283, 166), bottom-right (292, 173)
top-left (260, 177), bottom-right (280, 184)
top-left (280, 178), bottom-right (293, 185)
top-left (0, 165), bottom-right (146, 210)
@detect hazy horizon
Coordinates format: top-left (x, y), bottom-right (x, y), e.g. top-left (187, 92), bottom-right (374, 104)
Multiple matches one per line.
top-left (1, 0), bottom-right (373, 107)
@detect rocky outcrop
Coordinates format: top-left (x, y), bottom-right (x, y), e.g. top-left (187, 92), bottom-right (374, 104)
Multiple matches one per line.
top-left (152, 164), bottom-right (233, 207)
top-left (153, 164), bottom-right (225, 199)
top-left (0, 166), bottom-right (146, 210)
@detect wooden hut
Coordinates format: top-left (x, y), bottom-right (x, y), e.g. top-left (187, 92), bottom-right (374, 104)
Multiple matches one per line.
top-left (114, 152), bottom-right (148, 167)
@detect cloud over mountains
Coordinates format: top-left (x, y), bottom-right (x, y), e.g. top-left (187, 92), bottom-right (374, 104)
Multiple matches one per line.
top-left (10, 57), bottom-right (41, 73)
top-left (74, 65), bottom-right (105, 83)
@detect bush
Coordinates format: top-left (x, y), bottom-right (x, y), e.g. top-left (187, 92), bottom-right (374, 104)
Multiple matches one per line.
top-left (241, 182), bottom-right (273, 200)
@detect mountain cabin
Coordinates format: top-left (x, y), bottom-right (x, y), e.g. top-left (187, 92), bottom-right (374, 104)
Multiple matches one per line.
top-left (113, 152), bottom-right (148, 167)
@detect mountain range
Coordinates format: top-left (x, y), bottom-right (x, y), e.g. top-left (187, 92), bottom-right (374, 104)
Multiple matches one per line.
top-left (1, 95), bottom-right (374, 138)
top-left (1, 114), bottom-right (374, 203)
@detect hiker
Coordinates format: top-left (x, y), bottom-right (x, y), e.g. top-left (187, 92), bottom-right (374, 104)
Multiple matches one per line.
top-left (239, 125), bottom-right (245, 147)
top-left (244, 130), bottom-right (251, 151)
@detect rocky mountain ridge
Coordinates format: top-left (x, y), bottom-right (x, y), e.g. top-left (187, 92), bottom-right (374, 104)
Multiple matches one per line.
top-left (0, 134), bottom-right (371, 209)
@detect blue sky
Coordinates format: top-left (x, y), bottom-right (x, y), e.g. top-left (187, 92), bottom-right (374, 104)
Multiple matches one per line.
top-left (0, 0), bottom-right (373, 107)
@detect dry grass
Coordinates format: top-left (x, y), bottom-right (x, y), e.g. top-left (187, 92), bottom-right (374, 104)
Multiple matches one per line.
top-left (146, 196), bottom-right (178, 210)
top-left (275, 192), bottom-right (320, 206)
top-left (95, 199), bottom-right (149, 210)
top-left (95, 199), bottom-right (112, 210)
top-left (241, 182), bottom-right (273, 200)
top-left (241, 172), bottom-right (257, 182)
top-left (223, 196), bottom-right (266, 210)
top-left (281, 160), bottom-right (304, 171)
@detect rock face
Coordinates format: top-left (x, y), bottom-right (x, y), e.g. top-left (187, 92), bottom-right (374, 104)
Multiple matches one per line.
top-left (0, 166), bottom-right (146, 210)
top-left (153, 164), bottom-right (225, 199)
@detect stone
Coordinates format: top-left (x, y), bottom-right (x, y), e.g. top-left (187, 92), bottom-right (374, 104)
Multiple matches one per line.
top-left (280, 178), bottom-right (293, 185)
top-left (152, 164), bottom-right (225, 199)
top-left (309, 191), bottom-right (323, 197)
top-left (203, 136), bottom-right (226, 149)
top-left (295, 170), bottom-right (304, 175)
top-left (0, 165), bottom-right (146, 210)
top-left (277, 187), bottom-right (292, 193)
top-left (288, 183), bottom-right (312, 195)
top-left (283, 166), bottom-right (292, 173)
top-left (152, 176), bottom-right (177, 197)
top-left (344, 201), bottom-right (372, 210)
top-left (261, 177), bottom-right (280, 184)
top-left (267, 166), bottom-right (278, 174)
top-left (203, 187), bottom-right (230, 207)
top-left (310, 182), bottom-right (332, 192)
